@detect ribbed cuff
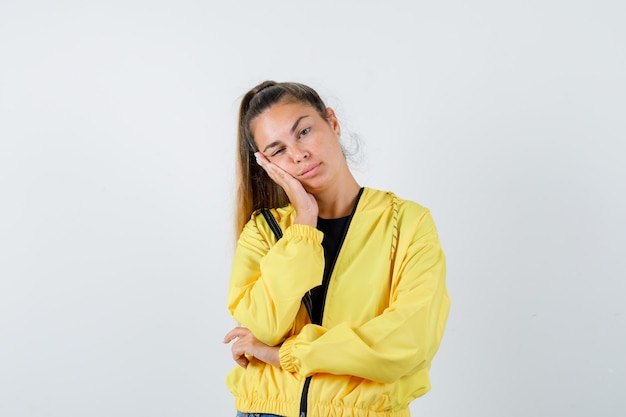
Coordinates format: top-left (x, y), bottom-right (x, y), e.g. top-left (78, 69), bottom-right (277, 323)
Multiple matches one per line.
top-left (284, 224), bottom-right (323, 242)
top-left (278, 336), bottom-right (298, 373)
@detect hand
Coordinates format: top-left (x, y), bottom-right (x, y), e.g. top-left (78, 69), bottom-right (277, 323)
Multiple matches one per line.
top-left (223, 327), bottom-right (281, 369)
top-left (255, 152), bottom-right (318, 227)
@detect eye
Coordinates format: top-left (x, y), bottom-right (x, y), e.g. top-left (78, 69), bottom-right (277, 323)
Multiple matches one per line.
top-left (271, 148), bottom-right (285, 157)
top-left (298, 127), bottom-right (310, 138)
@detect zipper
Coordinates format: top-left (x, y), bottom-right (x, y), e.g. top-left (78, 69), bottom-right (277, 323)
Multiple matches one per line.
top-left (299, 376), bottom-right (312, 417)
top-left (303, 291), bottom-right (314, 320)
top-left (298, 187), bottom-right (364, 417)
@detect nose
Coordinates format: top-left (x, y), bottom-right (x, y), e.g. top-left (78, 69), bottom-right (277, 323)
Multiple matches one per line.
top-left (291, 146), bottom-right (309, 163)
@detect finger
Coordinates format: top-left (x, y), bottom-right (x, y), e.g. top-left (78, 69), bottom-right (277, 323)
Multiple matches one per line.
top-left (223, 327), bottom-right (249, 343)
top-left (255, 152), bottom-right (278, 175)
top-left (223, 328), bottom-right (244, 344)
top-left (266, 165), bottom-right (304, 198)
top-left (232, 352), bottom-right (249, 368)
top-left (254, 152), bottom-right (269, 165)
top-left (223, 329), bottom-right (238, 343)
top-left (255, 153), bottom-right (294, 185)
top-left (264, 163), bottom-right (290, 186)
top-left (257, 158), bottom-right (283, 181)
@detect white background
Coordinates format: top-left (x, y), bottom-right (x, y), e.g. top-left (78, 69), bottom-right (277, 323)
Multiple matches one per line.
top-left (1, 1), bottom-right (624, 416)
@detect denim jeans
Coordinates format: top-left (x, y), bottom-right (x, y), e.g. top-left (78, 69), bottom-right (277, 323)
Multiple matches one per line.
top-left (236, 413), bottom-right (283, 417)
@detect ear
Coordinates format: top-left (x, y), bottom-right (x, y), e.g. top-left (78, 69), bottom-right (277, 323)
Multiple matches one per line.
top-left (325, 107), bottom-right (341, 136)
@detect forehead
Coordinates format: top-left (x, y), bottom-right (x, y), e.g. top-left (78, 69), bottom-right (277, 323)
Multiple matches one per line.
top-left (252, 101), bottom-right (319, 138)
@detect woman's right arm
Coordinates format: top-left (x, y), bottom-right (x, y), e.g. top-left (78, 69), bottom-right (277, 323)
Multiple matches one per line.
top-left (227, 216), bottom-right (324, 346)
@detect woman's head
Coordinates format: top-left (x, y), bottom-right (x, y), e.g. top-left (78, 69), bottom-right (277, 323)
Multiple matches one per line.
top-left (238, 81), bottom-right (327, 153)
top-left (235, 81), bottom-right (335, 234)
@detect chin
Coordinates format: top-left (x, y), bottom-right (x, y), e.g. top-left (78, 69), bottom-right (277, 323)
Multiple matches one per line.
top-left (302, 179), bottom-right (330, 195)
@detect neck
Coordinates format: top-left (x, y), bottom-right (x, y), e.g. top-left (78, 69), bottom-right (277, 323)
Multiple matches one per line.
top-left (314, 175), bottom-right (362, 219)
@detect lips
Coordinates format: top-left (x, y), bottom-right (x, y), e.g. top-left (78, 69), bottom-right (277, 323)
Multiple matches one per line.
top-left (298, 163), bottom-right (320, 178)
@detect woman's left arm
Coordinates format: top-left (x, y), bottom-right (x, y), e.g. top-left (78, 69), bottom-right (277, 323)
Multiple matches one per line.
top-left (278, 211), bottom-right (450, 384)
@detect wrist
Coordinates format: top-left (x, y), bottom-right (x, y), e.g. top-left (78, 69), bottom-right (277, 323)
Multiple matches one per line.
top-left (294, 214), bottom-right (317, 227)
top-left (271, 347), bottom-right (281, 367)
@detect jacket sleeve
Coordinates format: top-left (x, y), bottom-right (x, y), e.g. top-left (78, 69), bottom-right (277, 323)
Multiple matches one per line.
top-left (278, 210), bottom-right (450, 384)
top-left (227, 215), bottom-right (324, 346)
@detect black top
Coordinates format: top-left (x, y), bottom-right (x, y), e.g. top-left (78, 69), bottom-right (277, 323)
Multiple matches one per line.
top-left (309, 215), bottom-right (350, 324)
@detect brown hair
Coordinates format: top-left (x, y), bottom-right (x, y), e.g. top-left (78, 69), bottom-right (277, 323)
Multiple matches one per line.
top-left (235, 80), bottom-right (328, 235)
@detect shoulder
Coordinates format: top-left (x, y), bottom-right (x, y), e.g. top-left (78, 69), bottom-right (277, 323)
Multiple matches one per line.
top-left (240, 204), bottom-right (295, 244)
top-left (246, 204), bottom-right (294, 225)
top-left (362, 187), bottom-right (439, 244)
top-left (362, 187), bottom-right (432, 220)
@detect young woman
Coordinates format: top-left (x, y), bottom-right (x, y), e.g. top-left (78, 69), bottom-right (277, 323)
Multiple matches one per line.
top-left (223, 81), bottom-right (450, 417)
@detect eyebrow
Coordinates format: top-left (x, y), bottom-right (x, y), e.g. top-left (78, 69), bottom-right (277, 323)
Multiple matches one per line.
top-left (262, 115), bottom-right (310, 153)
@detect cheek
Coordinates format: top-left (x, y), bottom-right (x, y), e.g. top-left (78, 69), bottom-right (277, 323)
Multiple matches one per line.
top-left (320, 138), bottom-right (343, 161)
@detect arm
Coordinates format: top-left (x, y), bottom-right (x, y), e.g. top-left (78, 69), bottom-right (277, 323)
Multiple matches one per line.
top-left (227, 217), bottom-right (324, 346)
top-left (279, 211), bottom-right (450, 384)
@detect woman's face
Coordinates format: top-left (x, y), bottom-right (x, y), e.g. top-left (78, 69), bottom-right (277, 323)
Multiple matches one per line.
top-left (251, 100), bottom-right (344, 193)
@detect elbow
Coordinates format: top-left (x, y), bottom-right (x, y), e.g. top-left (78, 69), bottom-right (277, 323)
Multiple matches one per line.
top-left (387, 358), bottom-right (429, 384)
top-left (361, 348), bottom-right (429, 384)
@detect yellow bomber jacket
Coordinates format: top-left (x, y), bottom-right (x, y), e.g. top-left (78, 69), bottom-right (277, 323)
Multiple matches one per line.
top-left (226, 188), bottom-right (450, 417)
